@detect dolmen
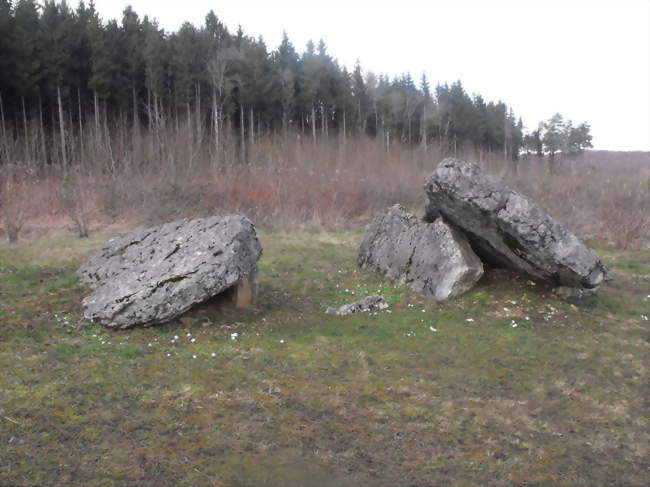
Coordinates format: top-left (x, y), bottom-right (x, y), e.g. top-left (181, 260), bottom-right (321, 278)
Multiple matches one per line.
top-left (78, 216), bottom-right (262, 329)
top-left (359, 158), bottom-right (609, 300)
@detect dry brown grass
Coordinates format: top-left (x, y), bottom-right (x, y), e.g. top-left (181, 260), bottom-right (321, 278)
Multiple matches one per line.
top-left (1, 124), bottom-right (648, 248)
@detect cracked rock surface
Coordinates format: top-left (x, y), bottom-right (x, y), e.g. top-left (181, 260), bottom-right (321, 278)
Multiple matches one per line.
top-left (78, 216), bottom-right (262, 329)
top-left (358, 205), bottom-right (484, 300)
top-left (425, 158), bottom-right (608, 289)
top-left (326, 295), bottom-right (388, 316)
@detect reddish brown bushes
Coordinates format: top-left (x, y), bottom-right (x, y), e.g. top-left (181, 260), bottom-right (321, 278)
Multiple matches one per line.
top-left (0, 125), bottom-right (648, 248)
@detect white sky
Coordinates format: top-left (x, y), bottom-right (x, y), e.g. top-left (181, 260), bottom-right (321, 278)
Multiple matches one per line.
top-left (92, 0), bottom-right (650, 151)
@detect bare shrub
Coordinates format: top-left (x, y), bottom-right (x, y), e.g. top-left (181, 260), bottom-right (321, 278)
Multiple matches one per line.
top-left (59, 167), bottom-right (91, 238)
top-left (3, 122), bottom-right (649, 249)
top-left (0, 165), bottom-right (31, 243)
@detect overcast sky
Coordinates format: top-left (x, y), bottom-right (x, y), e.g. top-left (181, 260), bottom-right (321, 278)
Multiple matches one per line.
top-left (92, 0), bottom-right (650, 151)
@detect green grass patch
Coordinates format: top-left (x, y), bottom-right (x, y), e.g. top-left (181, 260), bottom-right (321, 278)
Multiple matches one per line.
top-left (0, 231), bottom-right (648, 486)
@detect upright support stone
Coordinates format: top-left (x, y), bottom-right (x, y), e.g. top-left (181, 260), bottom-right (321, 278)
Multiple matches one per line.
top-left (234, 273), bottom-right (257, 309)
top-left (358, 204), bottom-right (484, 300)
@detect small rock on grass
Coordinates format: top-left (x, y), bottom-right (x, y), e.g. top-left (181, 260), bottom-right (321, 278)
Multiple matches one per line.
top-left (326, 295), bottom-right (388, 316)
top-left (553, 286), bottom-right (598, 300)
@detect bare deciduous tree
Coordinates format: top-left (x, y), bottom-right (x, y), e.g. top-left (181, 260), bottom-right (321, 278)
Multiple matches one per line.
top-left (60, 167), bottom-right (91, 238)
top-left (0, 166), bottom-right (30, 243)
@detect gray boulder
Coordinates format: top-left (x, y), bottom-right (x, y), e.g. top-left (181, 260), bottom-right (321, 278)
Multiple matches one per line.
top-left (358, 205), bottom-right (484, 300)
top-left (326, 295), bottom-right (388, 316)
top-left (78, 216), bottom-right (262, 329)
top-left (425, 158), bottom-right (608, 289)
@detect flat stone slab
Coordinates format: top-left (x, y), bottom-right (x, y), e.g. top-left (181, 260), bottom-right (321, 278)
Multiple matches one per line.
top-left (78, 216), bottom-right (262, 329)
top-left (358, 205), bottom-right (484, 300)
top-left (425, 158), bottom-right (609, 289)
top-left (326, 295), bottom-right (389, 316)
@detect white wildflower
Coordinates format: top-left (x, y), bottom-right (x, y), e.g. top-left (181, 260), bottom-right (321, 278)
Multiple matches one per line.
top-left (429, 326), bottom-right (437, 332)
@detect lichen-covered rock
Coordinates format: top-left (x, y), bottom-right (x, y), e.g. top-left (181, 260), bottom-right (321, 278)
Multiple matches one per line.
top-left (326, 295), bottom-right (388, 316)
top-left (78, 216), bottom-right (262, 329)
top-left (358, 205), bottom-right (483, 300)
top-left (424, 158), bottom-right (609, 289)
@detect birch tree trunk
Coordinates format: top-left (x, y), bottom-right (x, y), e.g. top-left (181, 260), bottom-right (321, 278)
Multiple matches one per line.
top-left (77, 88), bottom-right (84, 158)
top-left (187, 101), bottom-right (192, 167)
top-left (38, 92), bottom-right (46, 164)
top-left (94, 90), bottom-right (100, 144)
top-left (57, 85), bottom-right (67, 171)
top-left (240, 104), bottom-right (245, 161)
top-left (195, 82), bottom-right (201, 144)
top-left (212, 87), bottom-right (219, 159)
top-left (0, 91), bottom-right (8, 163)
top-left (421, 104), bottom-right (428, 153)
top-left (21, 97), bottom-right (29, 163)
top-left (249, 106), bottom-right (254, 148)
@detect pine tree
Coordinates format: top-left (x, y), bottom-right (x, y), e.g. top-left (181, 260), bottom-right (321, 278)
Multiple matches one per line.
top-left (13, 0), bottom-right (41, 99)
top-left (121, 5), bottom-right (144, 129)
top-left (0, 0), bottom-right (15, 111)
top-left (352, 61), bottom-right (368, 134)
top-left (143, 18), bottom-right (167, 128)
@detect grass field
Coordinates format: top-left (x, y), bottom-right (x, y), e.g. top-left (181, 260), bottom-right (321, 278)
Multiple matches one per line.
top-left (1, 232), bottom-right (648, 486)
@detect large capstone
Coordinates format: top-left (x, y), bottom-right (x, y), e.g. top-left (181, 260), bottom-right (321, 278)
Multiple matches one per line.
top-left (358, 204), bottom-right (484, 300)
top-left (424, 158), bottom-right (608, 289)
top-left (78, 216), bottom-right (262, 329)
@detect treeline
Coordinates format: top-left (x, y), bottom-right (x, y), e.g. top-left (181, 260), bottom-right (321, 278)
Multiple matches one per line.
top-left (0, 0), bottom-right (591, 166)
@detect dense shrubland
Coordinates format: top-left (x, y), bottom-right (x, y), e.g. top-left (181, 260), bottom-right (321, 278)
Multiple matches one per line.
top-left (1, 123), bottom-right (648, 249)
